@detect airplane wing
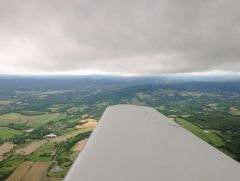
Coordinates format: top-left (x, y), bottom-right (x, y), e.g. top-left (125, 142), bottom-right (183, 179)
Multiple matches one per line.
top-left (64, 105), bottom-right (240, 181)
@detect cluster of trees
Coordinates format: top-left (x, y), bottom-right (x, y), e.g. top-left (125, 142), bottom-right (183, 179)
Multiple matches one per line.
top-left (13, 136), bottom-right (25, 144)
top-left (27, 127), bottom-right (51, 139)
top-left (7, 123), bottom-right (28, 130)
top-left (56, 131), bottom-right (91, 165)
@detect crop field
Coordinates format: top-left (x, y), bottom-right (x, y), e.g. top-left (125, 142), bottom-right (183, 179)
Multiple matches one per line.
top-left (22, 162), bottom-right (49, 181)
top-left (0, 155), bottom-right (25, 180)
top-left (28, 113), bottom-right (64, 127)
top-left (229, 107), bottom-right (240, 116)
top-left (0, 127), bottom-right (22, 140)
top-left (47, 104), bottom-right (68, 112)
top-left (0, 113), bottom-right (42, 124)
top-left (6, 161), bottom-right (34, 181)
top-left (27, 142), bottom-right (56, 162)
top-left (0, 100), bottom-right (14, 105)
top-left (15, 140), bottom-right (46, 155)
top-left (45, 177), bottom-right (62, 181)
top-left (73, 139), bottom-right (88, 152)
top-left (0, 113), bottom-right (63, 128)
top-left (6, 161), bottom-right (50, 181)
top-left (75, 119), bottom-right (97, 129)
top-left (0, 142), bottom-right (15, 161)
top-left (175, 118), bottom-right (225, 147)
top-left (50, 128), bottom-right (90, 143)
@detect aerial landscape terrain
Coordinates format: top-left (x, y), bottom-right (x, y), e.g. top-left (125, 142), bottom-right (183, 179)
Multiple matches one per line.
top-left (0, 75), bottom-right (240, 180)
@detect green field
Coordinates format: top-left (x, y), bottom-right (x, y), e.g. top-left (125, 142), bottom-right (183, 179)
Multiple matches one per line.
top-left (175, 118), bottom-right (225, 147)
top-left (0, 155), bottom-right (24, 180)
top-left (0, 127), bottom-right (22, 139)
top-left (29, 113), bottom-right (65, 127)
top-left (27, 142), bottom-right (56, 162)
top-left (0, 113), bottom-right (64, 128)
top-left (0, 100), bottom-right (14, 105)
top-left (229, 107), bottom-right (240, 116)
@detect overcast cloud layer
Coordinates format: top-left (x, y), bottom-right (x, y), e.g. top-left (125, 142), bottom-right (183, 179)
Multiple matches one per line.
top-left (0, 0), bottom-right (239, 75)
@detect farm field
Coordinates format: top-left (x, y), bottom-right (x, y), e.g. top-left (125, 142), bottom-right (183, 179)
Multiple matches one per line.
top-left (0, 101), bottom-right (14, 105)
top-left (73, 139), bottom-right (88, 152)
top-left (0, 142), bottom-right (15, 161)
top-left (75, 119), bottom-right (97, 129)
top-left (27, 142), bottom-right (56, 162)
top-left (22, 162), bottom-right (49, 181)
top-left (0, 113), bottom-right (63, 128)
top-left (15, 140), bottom-right (46, 155)
top-left (0, 127), bottom-right (22, 140)
top-left (50, 128), bottom-right (91, 143)
top-left (6, 161), bottom-right (34, 181)
top-left (175, 118), bottom-right (225, 147)
top-left (229, 107), bottom-right (240, 116)
top-left (45, 177), bottom-right (62, 181)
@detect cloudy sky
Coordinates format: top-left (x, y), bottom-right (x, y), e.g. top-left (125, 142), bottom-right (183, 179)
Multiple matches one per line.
top-left (0, 0), bottom-right (239, 75)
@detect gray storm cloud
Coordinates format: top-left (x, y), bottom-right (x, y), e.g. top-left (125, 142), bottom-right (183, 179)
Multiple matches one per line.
top-left (0, 0), bottom-right (239, 75)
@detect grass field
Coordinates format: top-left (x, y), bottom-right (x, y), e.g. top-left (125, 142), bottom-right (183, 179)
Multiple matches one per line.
top-left (73, 139), bottom-right (88, 152)
top-left (175, 118), bottom-right (225, 147)
top-left (27, 142), bottom-right (56, 162)
top-left (75, 119), bottom-right (97, 129)
top-left (0, 113), bottom-right (39, 124)
top-left (0, 155), bottom-right (24, 180)
top-left (5, 160), bottom-right (50, 181)
top-left (50, 127), bottom-right (92, 143)
top-left (229, 107), bottom-right (240, 116)
top-left (0, 142), bottom-right (15, 161)
top-left (22, 162), bottom-right (50, 181)
top-left (15, 140), bottom-right (46, 155)
top-left (0, 127), bottom-right (22, 139)
top-left (47, 104), bottom-right (68, 112)
top-left (0, 113), bottom-right (64, 128)
top-left (6, 161), bottom-right (34, 181)
top-left (29, 113), bottom-right (64, 127)
top-left (155, 105), bottom-right (166, 111)
top-left (0, 100), bottom-right (14, 105)
top-left (45, 177), bottom-right (62, 181)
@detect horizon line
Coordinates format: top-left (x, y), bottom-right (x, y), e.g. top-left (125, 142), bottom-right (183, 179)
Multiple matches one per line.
top-left (0, 71), bottom-right (240, 77)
